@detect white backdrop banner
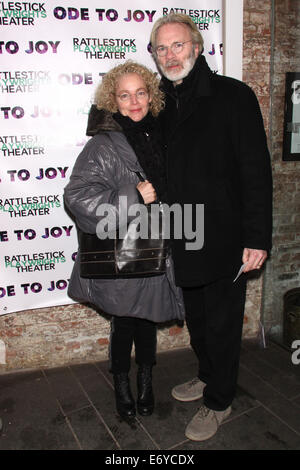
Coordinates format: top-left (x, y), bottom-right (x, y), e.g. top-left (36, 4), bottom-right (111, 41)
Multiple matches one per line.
top-left (0, 0), bottom-right (223, 315)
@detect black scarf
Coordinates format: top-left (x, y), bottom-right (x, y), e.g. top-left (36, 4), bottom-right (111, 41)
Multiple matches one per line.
top-left (113, 112), bottom-right (167, 202)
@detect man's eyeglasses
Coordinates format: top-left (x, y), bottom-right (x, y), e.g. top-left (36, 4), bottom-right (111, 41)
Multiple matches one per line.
top-left (154, 40), bottom-right (193, 57)
top-left (116, 90), bottom-right (148, 102)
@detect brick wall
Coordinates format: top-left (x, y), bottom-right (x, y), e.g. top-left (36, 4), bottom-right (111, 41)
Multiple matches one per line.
top-left (242, 0), bottom-right (272, 339)
top-left (0, 304), bottom-right (190, 370)
top-left (2, 1), bottom-right (297, 371)
top-left (262, 0), bottom-right (300, 341)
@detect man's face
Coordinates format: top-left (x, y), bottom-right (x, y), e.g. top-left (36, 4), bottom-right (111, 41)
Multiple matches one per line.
top-left (154, 23), bottom-right (199, 85)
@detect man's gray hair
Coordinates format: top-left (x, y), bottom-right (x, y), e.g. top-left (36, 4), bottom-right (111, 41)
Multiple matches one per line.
top-left (150, 13), bottom-right (204, 54)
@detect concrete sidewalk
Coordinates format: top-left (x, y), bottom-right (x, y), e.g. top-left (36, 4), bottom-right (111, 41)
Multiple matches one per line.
top-left (0, 340), bottom-right (299, 450)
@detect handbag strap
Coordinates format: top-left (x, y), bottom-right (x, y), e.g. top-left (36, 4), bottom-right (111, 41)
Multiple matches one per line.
top-left (135, 171), bottom-right (145, 182)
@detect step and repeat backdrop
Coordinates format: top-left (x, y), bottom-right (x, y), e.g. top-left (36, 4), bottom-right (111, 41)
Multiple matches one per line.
top-left (0, 0), bottom-right (224, 315)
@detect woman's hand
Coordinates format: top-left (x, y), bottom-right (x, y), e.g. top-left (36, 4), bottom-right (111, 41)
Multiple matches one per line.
top-left (136, 180), bottom-right (157, 204)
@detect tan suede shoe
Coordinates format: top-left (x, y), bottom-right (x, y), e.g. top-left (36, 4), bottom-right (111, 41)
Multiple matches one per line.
top-left (171, 378), bottom-right (206, 402)
top-left (185, 404), bottom-right (232, 441)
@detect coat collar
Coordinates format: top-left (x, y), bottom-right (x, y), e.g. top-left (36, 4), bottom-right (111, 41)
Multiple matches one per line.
top-left (160, 55), bottom-right (213, 135)
top-left (85, 105), bottom-right (144, 174)
top-left (161, 54), bottom-right (213, 99)
top-left (86, 106), bottom-right (122, 136)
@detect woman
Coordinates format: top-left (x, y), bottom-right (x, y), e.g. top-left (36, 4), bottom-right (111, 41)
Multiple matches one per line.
top-left (64, 61), bottom-right (184, 420)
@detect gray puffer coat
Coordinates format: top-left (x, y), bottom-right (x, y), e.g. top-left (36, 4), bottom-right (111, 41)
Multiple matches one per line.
top-left (64, 110), bottom-right (185, 323)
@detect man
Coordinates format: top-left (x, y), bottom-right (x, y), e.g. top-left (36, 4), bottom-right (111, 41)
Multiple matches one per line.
top-left (150, 14), bottom-right (272, 441)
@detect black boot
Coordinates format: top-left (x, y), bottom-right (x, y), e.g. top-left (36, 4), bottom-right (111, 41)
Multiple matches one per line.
top-left (113, 373), bottom-right (136, 419)
top-left (137, 365), bottom-right (154, 416)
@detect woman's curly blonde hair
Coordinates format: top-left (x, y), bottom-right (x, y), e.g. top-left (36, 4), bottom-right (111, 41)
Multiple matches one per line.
top-left (94, 61), bottom-right (164, 117)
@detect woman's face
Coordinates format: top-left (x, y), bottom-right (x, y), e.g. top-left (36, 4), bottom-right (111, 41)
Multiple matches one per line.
top-left (115, 73), bottom-right (152, 122)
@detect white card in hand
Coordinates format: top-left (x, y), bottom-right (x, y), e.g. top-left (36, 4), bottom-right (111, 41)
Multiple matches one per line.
top-left (233, 263), bottom-right (248, 282)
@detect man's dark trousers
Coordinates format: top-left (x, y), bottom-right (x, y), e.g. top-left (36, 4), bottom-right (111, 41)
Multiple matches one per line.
top-left (182, 274), bottom-right (247, 411)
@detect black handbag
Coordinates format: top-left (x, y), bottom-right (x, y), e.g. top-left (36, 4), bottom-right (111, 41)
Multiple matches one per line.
top-left (79, 172), bottom-right (168, 278)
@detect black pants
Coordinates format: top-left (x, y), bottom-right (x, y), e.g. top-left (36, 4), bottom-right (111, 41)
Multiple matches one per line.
top-left (182, 275), bottom-right (247, 411)
top-left (110, 316), bottom-right (157, 374)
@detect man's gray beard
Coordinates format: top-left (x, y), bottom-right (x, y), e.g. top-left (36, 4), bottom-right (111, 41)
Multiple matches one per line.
top-left (157, 50), bottom-right (197, 83)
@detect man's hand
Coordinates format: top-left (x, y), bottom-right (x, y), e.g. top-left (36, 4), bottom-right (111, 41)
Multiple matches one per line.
top-left (242, 248), bottom-right (268, 272)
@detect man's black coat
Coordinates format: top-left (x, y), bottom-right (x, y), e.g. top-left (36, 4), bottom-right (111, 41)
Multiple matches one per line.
top-left (160, 55), bottom-right (273, 287)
